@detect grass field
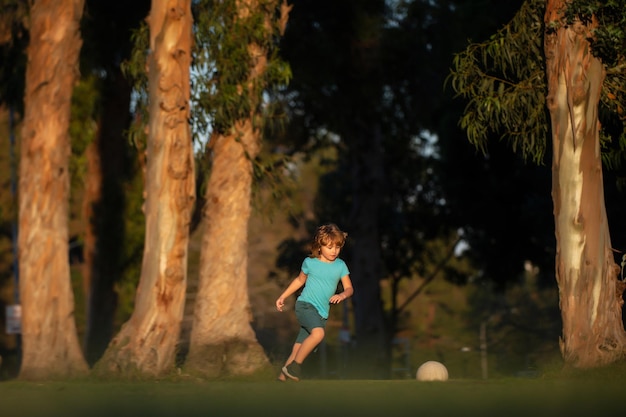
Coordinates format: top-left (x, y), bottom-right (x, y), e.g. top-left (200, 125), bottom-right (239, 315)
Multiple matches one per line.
top-left (1, 369), bottom-right (624, 417)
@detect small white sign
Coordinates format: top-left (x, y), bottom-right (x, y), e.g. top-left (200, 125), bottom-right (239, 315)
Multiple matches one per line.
top-left (6, 304), bottom-right (21, 334)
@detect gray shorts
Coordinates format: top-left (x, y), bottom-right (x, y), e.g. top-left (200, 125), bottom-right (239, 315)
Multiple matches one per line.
top-left (294, 301), bottom-right (327, 343)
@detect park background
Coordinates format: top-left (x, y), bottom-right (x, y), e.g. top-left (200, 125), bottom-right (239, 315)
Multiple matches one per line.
top-left (1, 0), bottom-right (626, 381)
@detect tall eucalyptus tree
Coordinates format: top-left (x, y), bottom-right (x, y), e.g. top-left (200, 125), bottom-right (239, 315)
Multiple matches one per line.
top-left (450, 0), bottom-right (626, 368)
top-left (184, 0), bottom-right (292, 377)
top-left (95, 0), bottom-right (196, 377)
top-left (18, 0), bottom-right (89, 379)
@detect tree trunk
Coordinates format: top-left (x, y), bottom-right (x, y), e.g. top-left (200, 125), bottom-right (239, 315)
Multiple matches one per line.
top-left (544, 0), bottom-right (626, 368)
top-left (185, 121), bottom-right (270, 377)
top-left (341, 0), bottom-right (389, 379)
top-left (94, 0), bottom-right (195, 377)
top-left (18, 0), bottom-right (88, 380)
top-left (184, 0), bottom-right (278, 377)
top-left (348, 124), bottom-right (389, 379)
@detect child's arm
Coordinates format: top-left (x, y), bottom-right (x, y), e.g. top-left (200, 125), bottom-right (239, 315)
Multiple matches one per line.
top-left (330, 275), bottom-right (353, 304)
top-left (276, 271), bottom-right (307, 312)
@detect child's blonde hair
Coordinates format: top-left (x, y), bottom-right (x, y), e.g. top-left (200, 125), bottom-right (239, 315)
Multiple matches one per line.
top-left (309, 223), bottom-right (348, 257)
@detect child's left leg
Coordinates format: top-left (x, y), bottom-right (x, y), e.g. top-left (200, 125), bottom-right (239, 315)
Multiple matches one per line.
top-left (293, 327), bottom-right (324, 364)
top-left (280, 301), bottom-right (327, 381)
top-left (282, 328), bottom-right (324, 381)
top-left (277, 342), bottom-right (301, 381)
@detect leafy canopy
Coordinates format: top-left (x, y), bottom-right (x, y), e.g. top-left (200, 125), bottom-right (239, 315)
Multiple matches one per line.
top-left (448, 0), bottom-right (626, 167)
top-left (448, 0), bottom-right (547, 164)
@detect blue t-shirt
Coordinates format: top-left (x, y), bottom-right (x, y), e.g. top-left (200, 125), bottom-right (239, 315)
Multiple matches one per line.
top-left (297, 257), bottom-right (350, 319)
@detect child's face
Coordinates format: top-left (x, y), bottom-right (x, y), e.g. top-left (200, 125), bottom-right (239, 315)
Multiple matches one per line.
top-left (319, 240), bottom-right (342, 262)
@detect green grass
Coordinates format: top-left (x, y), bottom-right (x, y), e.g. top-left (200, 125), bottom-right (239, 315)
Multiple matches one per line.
top-left (1, 370), bottom-right (624, 417)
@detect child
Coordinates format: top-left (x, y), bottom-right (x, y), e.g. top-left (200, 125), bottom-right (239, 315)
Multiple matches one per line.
top-left (275, 223), bottom-right (354, 381)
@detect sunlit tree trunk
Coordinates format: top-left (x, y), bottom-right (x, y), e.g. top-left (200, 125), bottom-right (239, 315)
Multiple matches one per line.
top-left (18, 0), bottom-right (88, 380)
top-left (185, 121), bottom-right (270, 377)
top-left (183, 0), bottom-right (288, 377)
top-left (544, 0), bottom-right (626, 368)
top-left (95, 0), bottom-right (195, 377)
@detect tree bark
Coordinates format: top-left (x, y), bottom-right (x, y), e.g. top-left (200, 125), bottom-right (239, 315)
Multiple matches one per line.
top-left (94, 0), bottom-right (195, 377)
top-left (18, 0), bottom-right (88, 380)
top-left (544, 0), bottom-right (626, 368)
top-left (185, 121), bottom-right (270, 377)
top-left (184, 0), bottom-right (281, 377)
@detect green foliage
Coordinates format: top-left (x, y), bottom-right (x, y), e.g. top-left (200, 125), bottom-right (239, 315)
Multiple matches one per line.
top-left (120, 22), bottom-right (149, 151)
top-left (563, 0), bottom-right (626, 173)
top-left (192, 0), bottom-right (292, 137)
top-left (448, 0), bottom-right (548, 165)
top-left (191, 0), bottom-right (294, 216)
top-left (121, 22), bottom-right (149, 94)
top-left (250, 146), bottom-right (300, 219)
top-left (450, 0), bottom-right (626, 170)
top-left (115, 151), bottom-right (146, 324)
top-left (115, 23), bottom-right (156, 303)
top-left (69, 76), bottom-right (99, 191)
top-left (123, 1), bottom-right (295, 213)
top-left (564, 0), bottom-right (626, 68)
top-left (67, 76), bottom-right (99, 266)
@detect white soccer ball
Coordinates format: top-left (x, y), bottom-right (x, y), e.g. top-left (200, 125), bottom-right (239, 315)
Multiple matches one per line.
top-left (416, 360), bottom-right (448, 381)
